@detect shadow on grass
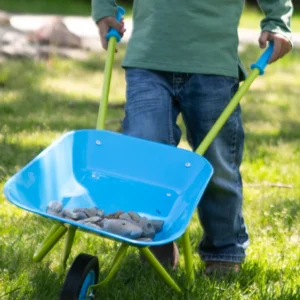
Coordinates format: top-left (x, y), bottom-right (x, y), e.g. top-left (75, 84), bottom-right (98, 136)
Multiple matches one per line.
top-left (192, 260), bottom-right (300, 300)
top-left (0, 213), bottom-right (65, 299)
top-left (0, 59), bottom-right (47, 91)
top-left (0, 141), bottom-right (47, 179)
top-left (0, 90), bottom-right (124, 181)
top-left (76, 45), bottom-right (127, 72)
top-left (0, 210), bottom-right (181, 300)
top-left (244, 119), bottom-right (300, 155)
top-left (0, 88), bottom-right (124, 133)
top-left (0, 53), bottom-right (125, 136)
top-left (266, 197), bottom-right (300, 230)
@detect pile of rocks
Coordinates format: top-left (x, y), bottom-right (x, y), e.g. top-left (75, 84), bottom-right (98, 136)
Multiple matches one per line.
top-left (27, 17), bottom-right (81, 48)
top-left (0, 10), bottom-right (86, 60)
top-left (0, 10), bottom-right (10, 25)
top-left (46, 201), bottom-right (164, 241)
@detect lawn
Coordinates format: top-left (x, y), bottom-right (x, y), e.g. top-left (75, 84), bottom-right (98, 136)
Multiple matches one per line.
top-left (0, 45), bottom-right (300, 299)
top-left (1, 1), bottom-right (299, 31)
top-left (0, 0), bottom-right (132, 16)
top-left (239, 5), bottom-right (300, 32)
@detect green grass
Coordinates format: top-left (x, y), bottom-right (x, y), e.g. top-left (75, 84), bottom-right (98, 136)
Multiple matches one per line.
top-left (239, 5), bottom-right (300, 32)
top-left (0, 0), bottom-right (132, 16)
top-left (0, 45), bottom-right (300, 299)
top-left (0, 0), bottom-right (91, 16)
top-left (1, 1), bottom-right (299, 32)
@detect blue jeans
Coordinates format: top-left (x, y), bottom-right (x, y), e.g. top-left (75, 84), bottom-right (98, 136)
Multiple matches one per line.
top-left (123, 68), bottom-right (249, 263)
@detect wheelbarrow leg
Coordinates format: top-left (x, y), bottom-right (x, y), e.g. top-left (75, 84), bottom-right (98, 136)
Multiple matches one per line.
top-left (87, 243), bottom-right (129, 294)
top-left (33, 224), bottom-right (67, 262)
top-left (139, 247), bottom-right (182, 293)
top-left (62, 226), bottom-right (77, 268)
top-left (182, 227), bottom-right (195, 287)
top-left (41, 224), bottom-right (61, 245)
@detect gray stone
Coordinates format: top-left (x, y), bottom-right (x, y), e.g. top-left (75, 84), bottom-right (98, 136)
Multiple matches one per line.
top-left (0, 36), bottom-right (37, 59)
top-left (128, 211), bottom-right (141, 223)
top-left (28, 17), bottom-right (81, 48)
top-left (69, 207), bottom-right (101, 220)
top-left (0, 26), bottom-right (37, 59)
top-left (138, 217), bottom-right (156, 239)
top-left (119, 213), bottom-right (135, 223)
top-left (76, 211), bottom-right (88, 220)
top-left (105, 210), bottom-right (125, 219)
top-left (0, 11), bottom-right (10, 25)
top-left (84, 207), bottom-right (99, 218)
top-left (62, 208), bottom-right (79, 220)
top-left (99, 219), bottom-right (143, 239)
top-left (79, 216), bottom-right (101, 224)
top-left (151, 220), bottom-right (164, 233)
top-left (1, 29), bottom-right (24, 45)
top-left (47, 208), bottom-right (63, 217)
top-left (95, 208), bottom-right (104, 218)
top-left (73, 208), bottom-right (85, 213)
top-left (46, 201), bottom-right (62, 213)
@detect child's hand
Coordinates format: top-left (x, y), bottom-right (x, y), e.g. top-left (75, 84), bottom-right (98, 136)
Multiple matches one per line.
top-left (259, 31), bottom-right (292, 64)
top-left (97, 17), bottom-right (126, 50)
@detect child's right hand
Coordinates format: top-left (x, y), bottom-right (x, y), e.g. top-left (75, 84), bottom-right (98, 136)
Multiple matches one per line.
top-left (97, 16), bottom-right (126, 50)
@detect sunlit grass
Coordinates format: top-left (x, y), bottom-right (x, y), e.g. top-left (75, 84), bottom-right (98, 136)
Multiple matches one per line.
top-left (0, 45), bottom-right (300, 299)
top-left (0, 0), bottom-right (132, 16)
top-left (40, 53), bottom-right (126, 103)
top-left (1, 0), bottom-right (299, 32)
top-left (240, 5), bottom-right (300, 32)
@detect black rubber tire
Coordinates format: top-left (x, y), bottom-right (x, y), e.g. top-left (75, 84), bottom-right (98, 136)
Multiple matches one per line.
top-left (60, 253), bottom-right (99, 300)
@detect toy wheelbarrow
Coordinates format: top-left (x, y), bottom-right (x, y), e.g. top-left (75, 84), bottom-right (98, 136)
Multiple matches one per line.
top-left (4, 6), bottom-right (274, 299)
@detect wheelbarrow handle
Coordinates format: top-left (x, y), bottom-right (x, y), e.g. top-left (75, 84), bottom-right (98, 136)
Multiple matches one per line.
top-left (96, 6), bottom-right (126, 130)
top-left (196, 42), bottom-right (274, 155)
top-left (250, 41), bottom-right (274, 75)
top-left (106, 6), bottom-right (126, 42)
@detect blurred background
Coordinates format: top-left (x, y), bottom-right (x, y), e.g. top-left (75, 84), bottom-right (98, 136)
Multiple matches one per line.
top-left (1, 1), bottom-right (300, 299)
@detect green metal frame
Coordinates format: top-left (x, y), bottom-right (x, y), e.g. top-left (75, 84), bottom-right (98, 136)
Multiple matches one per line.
top-left (32, 34), bottom-right (261, 297)
top-left (63, 226), bottom-right (77, 268)
top-left (96, 36), bottom-right (117, 131)
top-left (88, 243), bottom-right (129, 293)
top-left (139, 247), bottom-right (182, 293)
top-left (195, 68), bottom-right (260, 156)
top-left (33, 224), bottom-right (67, 262)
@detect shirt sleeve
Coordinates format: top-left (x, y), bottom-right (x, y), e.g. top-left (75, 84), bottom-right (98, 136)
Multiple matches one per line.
top-left (91, 0), bottom-right (118, 24)
top-left (257, 0), bottom-right (293, 45)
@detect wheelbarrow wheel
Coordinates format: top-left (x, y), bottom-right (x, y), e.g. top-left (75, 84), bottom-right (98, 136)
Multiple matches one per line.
top-left (60, 253), bottom-right (99, 300)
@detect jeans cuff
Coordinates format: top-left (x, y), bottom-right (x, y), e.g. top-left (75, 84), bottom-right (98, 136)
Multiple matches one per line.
top-left (200, 254), bottom-right (245, 263)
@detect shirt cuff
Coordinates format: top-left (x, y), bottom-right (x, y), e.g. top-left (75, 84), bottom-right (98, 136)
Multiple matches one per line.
top-left (261, 24), bottom-right (293, 48)
top-left (91, 0), bottom-right (117, 24)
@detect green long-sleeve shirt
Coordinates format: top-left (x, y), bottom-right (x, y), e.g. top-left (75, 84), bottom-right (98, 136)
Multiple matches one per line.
top-left (92, 0), bottom-right (293, 80)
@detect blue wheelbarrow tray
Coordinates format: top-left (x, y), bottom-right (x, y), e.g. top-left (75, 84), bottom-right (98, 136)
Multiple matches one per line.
top-left (4, 129), bottom-right (213, 247)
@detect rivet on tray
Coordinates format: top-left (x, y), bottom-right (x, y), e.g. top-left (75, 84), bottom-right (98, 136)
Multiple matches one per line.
top-left (91, 172), bottom-right (100, 179)
top-left (96, 140), bottom-right (101, 145)
top-left (185, 162), bottom-right (191, 167)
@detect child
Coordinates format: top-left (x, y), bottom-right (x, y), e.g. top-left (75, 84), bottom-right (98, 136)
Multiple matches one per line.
top-left (92, 0), bottom-right (293, 274)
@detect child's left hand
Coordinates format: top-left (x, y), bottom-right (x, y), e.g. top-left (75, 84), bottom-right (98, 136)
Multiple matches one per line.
top-left (258, 31), bottom-right (292, 64)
